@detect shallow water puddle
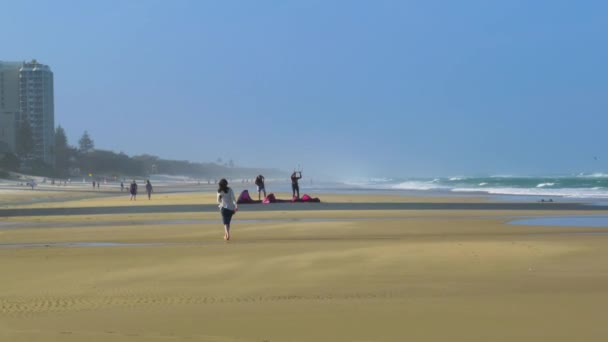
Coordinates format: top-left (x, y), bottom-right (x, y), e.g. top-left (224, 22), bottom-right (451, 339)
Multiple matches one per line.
top-left (510, 215), bottom-right (608, 228)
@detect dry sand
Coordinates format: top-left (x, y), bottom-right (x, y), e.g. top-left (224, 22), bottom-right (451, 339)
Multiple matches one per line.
top-left (1, 190), bottom-right (608, 341)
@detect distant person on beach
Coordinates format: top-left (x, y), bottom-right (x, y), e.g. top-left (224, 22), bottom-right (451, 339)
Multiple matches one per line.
top-left (217, 178), bottom-right (238, 241)
top-left (129, 180), bottom-right (138, 201)
top-left (255, 174), bottom-right (266, 200)
top-left (92, 181), bottom-right (96, 189)
top-left (97, 181), bottom-right (100, 189)
top-left (145, 180), bottom-right (153, 200)
top-left (291, 171), bottom-right (302, 199)
top-left (120, 182), bottom-right (124, 192)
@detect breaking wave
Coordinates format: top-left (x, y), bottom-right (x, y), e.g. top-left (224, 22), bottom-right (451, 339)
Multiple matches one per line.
top-left (342, 174), bottom-right (608, 199)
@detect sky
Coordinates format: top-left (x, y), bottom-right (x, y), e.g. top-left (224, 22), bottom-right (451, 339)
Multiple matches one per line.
top-left (1, 0), bottom-right (606, 179)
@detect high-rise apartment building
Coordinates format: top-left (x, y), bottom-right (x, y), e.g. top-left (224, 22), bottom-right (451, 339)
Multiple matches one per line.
top-left (19, 60), bottom-right (55, 165)
top-left (0, 61), bottom-right (22, 154)
top-left (0, 60), bottom-right (54, 165)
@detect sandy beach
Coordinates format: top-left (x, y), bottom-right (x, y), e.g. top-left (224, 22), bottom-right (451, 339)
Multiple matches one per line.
top-left (2, 188), bottom-right (608, 341)
top-left (3, 1), bottom-right (605, 340)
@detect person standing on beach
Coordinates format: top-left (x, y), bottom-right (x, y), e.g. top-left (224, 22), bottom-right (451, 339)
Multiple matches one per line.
top-left (291, 171), bottom-right (302, 199)
top-left (120, 182), bottom-right (124, 192)
top-left (255, 174), bottom-right (266, 200)
top-left (217, 178), bottom-right (238, 241)
top-left (145, 180), bottom-right (153, 200)
top-left (129, 180), bottom-right (138, 201)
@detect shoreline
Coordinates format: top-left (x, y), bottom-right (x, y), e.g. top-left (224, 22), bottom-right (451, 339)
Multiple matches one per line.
top-left (2, 201), bottom-right (608, 218)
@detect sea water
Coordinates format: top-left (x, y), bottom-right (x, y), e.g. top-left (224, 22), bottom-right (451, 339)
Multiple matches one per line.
top-left (340, 173), bottom-right (608, 201)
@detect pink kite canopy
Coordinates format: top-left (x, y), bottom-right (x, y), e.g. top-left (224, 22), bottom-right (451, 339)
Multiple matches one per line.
top-left (239, 190), bottom-right (321, 204)
top-left (237, 189), bottom-right (255, 204)
top-left (262, 193), bottom-right (320, 204)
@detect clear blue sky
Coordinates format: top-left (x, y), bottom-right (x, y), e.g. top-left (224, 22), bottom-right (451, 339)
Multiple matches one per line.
top-left (2, 0), bottom-right (606, 178)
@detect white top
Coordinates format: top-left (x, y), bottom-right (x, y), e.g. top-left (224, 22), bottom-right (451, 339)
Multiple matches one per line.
top-left (217, 188), bottom-right (238, 210)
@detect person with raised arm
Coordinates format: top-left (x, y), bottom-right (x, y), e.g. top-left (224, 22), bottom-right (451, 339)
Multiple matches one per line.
top-left (291, 171), bottom-right (302, 199)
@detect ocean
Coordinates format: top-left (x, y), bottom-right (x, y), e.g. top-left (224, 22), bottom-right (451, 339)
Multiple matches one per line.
top-left (340, 174), bottom-right (608, 200)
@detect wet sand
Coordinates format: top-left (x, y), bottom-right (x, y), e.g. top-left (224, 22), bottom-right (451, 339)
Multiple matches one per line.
top-left (1, 190), bottom-right (608, 341)
top-left (0, 190), bottom-right (605, 218)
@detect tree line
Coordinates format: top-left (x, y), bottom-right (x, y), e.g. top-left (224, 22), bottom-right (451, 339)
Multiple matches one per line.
top-left (0, 126), bottom-right (283, 180)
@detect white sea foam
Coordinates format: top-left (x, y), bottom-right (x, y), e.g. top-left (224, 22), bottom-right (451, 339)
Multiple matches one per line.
top-left (391, 181), bottom-right (448, 191)
top-left (150, 174), bottom-right (193, 182)
top-left (582, 173), bottom-right (608, 178)
top-left (343, 177), bottom-right (395, 187)
top-left (452, 187), bottom-right (608, 199)
top-left (342, 181), bottom-right (375, 188)
top-left (370, 177), bottom-right (393, 183)
top-left (341, 175), bottom-right (608, 199)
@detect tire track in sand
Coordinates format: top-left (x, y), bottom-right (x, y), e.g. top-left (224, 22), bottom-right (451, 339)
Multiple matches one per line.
top-left (1, 290), bottom-right (405, 316)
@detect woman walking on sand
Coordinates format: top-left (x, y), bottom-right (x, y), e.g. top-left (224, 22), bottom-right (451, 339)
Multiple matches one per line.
top-left (217, 178), bottom-right (238, 241)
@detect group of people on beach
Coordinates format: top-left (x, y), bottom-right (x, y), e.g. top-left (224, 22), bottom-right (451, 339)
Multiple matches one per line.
top-left (123, 179), bottom-right (153, 201)
top-left (218, 170), bottom-right (304, 241)
top-left (253, 171), bottom-right (302, 200)
top-left (77, 171), bottom-right (304, 241)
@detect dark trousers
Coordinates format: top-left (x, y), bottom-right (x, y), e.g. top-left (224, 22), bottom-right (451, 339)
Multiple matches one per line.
top-left (292, 183), bottom-right (300, 198)
top-left (221, 208), bottom-right (235, 225)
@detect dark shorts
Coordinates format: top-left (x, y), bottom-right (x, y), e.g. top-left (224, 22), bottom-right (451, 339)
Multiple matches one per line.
top-left (292, 184), bottom-right (299, 192)
top-left (220, 207), bottom-right (235, 225)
